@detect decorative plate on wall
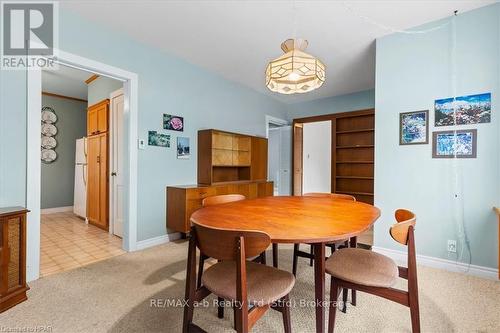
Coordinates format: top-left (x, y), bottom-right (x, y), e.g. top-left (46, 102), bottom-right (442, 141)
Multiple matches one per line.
top-left (41, 123), bottom-right (58, 136)
top-left (41, 136), bottom-right (57, 149)
top-left (41, 106), bottom-right (58, 164)
top-left (41, 107), bottom-right (57, 124)
top-left (41, 149), bottom-right (57, 163)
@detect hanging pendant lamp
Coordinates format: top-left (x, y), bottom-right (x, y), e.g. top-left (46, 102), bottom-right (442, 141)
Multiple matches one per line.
top-left (265, 38), bottom-right (326, 95)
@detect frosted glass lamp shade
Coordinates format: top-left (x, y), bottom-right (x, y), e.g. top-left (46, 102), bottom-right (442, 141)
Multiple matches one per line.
top-left (266, 39), bottom-right (326, 94)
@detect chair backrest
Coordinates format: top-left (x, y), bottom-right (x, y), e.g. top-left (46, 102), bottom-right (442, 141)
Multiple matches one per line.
top-left (390, 209), bottom-right (416, 245)
top-left (303, 192), bottom-right (356, 201)
top-left (194, 224), bottom-right (271, 261)
top-left (202, 194), bottom-right (246, 207)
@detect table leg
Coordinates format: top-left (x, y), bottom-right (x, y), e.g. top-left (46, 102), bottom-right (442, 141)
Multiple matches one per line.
top-left (313, 242), bottom-right (325, 333)
top-left (272, 243), bottom-right (278, 268)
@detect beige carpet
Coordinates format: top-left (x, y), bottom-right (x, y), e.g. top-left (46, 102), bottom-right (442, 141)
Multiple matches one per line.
top-left (1, 241), bottom-right (499, 332)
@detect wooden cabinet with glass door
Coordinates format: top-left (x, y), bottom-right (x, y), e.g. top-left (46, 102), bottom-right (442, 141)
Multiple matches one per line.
top-left (198, 129), bottom-right (268, 185)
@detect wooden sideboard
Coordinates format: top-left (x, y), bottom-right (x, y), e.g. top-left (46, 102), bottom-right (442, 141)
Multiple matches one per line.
top-left (0, 207), bottom-right (29, 313)
top-left (167, 181), bottom-right (273, 235)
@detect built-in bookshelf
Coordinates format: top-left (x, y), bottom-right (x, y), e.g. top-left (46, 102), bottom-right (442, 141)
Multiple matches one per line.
top-left (332, 110), bottom-right (375, 204)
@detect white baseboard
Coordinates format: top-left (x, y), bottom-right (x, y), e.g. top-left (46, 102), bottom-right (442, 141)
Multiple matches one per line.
top-left (40, 206), bottom-right (74, 214)
top-left (136, 232), bottom-right (182, 251)
top-left (372, 246), bottom-right (499, 280)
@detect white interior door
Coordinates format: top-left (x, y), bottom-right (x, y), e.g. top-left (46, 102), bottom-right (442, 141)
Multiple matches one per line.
top-left (302, 121), bottom-right (331, 194)
top-left (110, 89), bottom-right (124, 237)
top-left (279, 126), bottom-right (292, 195)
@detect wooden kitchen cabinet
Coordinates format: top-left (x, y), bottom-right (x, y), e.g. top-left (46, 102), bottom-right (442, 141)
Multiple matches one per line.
top-left (87, 133), bottom-right (108, 230)
top-left (87, 99), bottom-right (109, 136)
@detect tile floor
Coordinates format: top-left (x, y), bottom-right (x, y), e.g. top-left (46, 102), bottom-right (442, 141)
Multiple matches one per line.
top-left (40, 212), bottom-right (125, 277)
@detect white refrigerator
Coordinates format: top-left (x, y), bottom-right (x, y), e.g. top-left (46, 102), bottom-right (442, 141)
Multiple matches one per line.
top-left (73, 138), bottom-right (87, 220)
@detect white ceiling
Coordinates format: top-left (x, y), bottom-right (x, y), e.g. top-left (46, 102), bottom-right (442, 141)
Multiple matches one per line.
top-left (60, 0), bottom-right (496, 104)
top-left (42, 64), bottom-right (90, 100)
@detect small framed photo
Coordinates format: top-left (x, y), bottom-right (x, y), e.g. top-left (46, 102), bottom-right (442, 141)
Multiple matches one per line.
top-left (432, 129), bottom-right (477, 158)
top-left (148, 131), bottom-right (170, 148)
top-left (163, 114), bottom-right (184, 132)
top-left (177, 137), bottom-right (190, 159)
top-left (399, 110), bottom-right (429, 145)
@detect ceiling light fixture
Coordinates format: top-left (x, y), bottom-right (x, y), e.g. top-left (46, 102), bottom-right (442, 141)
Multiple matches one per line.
top-left (265, 38), bottom-right (326, 95)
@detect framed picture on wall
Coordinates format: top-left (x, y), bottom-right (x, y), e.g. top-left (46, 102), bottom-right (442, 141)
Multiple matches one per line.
top-left (399, 110), bottom-right (429, 145)
top-left (163, 114), bottom-right (184, 131)
top-left (177, 137), bottom-right (190, 159)
top-left (148, 131), bottom-right (171, 148)
top-left (432, 129), bottom-right (477, 158)
top-left (434, 92), bottom-right (491, 126)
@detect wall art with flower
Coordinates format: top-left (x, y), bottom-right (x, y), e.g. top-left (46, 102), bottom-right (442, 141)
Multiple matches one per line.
top-left (163, 114), bottom-right (184, 132)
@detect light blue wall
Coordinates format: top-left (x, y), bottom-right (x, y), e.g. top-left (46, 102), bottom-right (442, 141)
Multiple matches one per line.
top-left (40, 95), bottom-right (87, 209)
top-left (0, 70), bottom-right (27, 208)
top-left (286, 89), bottom-right (375, 120)
top-left (375, 4), bottom-right (499, 268)
top-left (0, 9), bottom-right (287, 241)
top-left (88, 76), bottom-right (123, 106)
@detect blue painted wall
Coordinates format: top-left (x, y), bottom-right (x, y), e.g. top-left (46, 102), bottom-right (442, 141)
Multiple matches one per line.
top-left (87, 76), bottom-right (123, 106)
top-left (375, 4), bottom-right (499, 269)
top-left (286, 89), bottom-right (375, 120)
top-left (0, 9), bottom-right (287, 241)
top-left (40, 95), bottom-right (87, 209)
top-left (0, 70), bottom-right (26, 207)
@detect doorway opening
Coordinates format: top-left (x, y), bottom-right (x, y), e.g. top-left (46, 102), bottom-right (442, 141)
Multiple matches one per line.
top-left (292, 109), bottom-right (375, 247)
top-left (39, 64), bottom-right (125, 277)
top-left (266, 116), bottom-right (292, 195)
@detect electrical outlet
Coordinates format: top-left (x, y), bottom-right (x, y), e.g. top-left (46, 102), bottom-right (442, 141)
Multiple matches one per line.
top-left (447, 240), bottom-right (457, 253)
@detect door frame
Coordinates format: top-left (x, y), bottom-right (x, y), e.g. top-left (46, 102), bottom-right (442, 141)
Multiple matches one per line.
top-left (292, 109), bottom-right (374, 196)
top-left (27, 49), bottom-right (139, 281)
top-left (109, 88), bottom-right (124, 237)
top-left (265, 115), bottom-right (289, 194)
top-left (265, 115), bottom-right (289, 139)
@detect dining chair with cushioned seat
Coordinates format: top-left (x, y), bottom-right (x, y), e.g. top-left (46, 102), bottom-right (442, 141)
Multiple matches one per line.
top-left (183, 224), bottom-right (295, 333)
top-left (198, 194), bottom-right (248, 319)
top-left (293, 192), bottom-right (356, 312)
top-left (326, 209), bottom-right (420, 333)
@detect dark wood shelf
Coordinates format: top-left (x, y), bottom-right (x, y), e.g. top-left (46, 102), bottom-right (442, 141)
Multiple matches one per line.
top-left (213, 165), bottom-right (251, 168)
top-left (336, 145), bottom-right (374, 149)
top-left (336, 161), bottom-right (374, 164)
top-left (336, 191), bottom-right (374, 196)
top-left (336, 176), bottom-right (374, 180)
top-left (336, 128), bottom-right (374, 134)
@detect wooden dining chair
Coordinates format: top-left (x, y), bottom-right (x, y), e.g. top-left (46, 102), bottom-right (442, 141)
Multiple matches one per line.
top-left (198, 194), bottom-right (248, 319)
top-left (183, 224), bottom-right (295, 333)
top-left (326, 209), bottom-right (420, 333)
top-left (293, 193), bottom-right (357, 313)
top-left (292, 193), bottom-right (356, 276)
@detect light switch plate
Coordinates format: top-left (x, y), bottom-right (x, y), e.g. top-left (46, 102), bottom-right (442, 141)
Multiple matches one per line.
top-left (138, 138), bottom-right (146, 150)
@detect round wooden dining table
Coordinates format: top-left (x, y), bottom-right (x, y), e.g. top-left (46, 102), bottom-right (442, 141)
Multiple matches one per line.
top-left (191, 195), bottom-right (381, 333)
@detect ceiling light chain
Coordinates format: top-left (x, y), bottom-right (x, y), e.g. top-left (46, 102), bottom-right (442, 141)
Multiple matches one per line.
top-left (341, 1), bottom-right (454, 35)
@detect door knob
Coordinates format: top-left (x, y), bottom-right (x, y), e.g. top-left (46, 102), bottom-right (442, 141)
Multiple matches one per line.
top-left (111, 172), bottom-right (117, 176)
